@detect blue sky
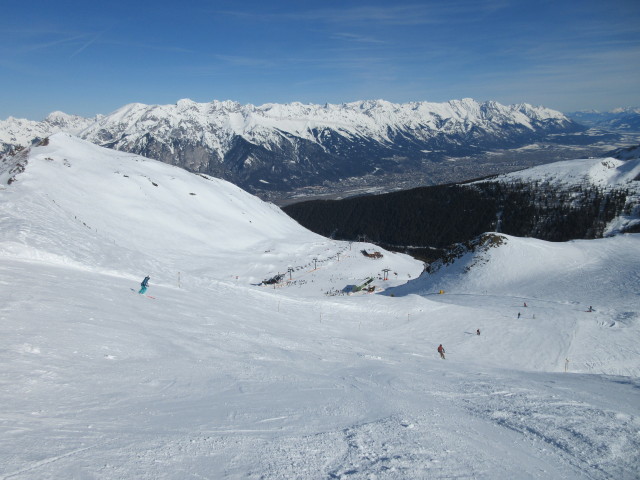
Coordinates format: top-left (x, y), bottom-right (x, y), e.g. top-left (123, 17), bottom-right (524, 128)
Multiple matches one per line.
top-left (2, 0), bottom-right (639, 119)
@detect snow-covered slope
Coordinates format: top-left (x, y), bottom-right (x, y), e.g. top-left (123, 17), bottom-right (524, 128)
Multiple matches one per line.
top-left (0, 132), bottom-right (420, 288)
top-left (483, 156), bottom-right (640, 235)
top-left (491, 155), bottom-right (640, 187)
top-left (1, 135), bottom-right (638, 479)
top-left (388, 232), bottom-right (640, 376)
top-left (0, 112), bottom-right (98, 154)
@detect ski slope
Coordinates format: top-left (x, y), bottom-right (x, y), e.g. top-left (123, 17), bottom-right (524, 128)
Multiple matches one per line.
top-left (388, 233), bottom-right (640, 377)
top-left (0, 134), bottom-right (638, 479)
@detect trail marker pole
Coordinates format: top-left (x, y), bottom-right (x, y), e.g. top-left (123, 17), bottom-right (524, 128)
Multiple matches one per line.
top-left (565, 358), bottom-right (569, 373)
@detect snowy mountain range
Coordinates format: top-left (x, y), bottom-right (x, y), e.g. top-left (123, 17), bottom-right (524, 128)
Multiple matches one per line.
top-left (568, 107), bottom-right (640, 132)
top-left (0, 111), bottom-right (100, 153)
top-left (1, 99), bottom-right (582, 193)
top-left (1, 133), bottom-right (639, 478)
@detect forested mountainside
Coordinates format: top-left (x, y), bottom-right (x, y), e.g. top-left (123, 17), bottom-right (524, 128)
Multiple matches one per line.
top-left (284, 157), bottom-right (640, 262)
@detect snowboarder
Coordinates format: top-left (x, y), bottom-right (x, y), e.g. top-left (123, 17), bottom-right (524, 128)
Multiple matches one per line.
top-left (476, 329), bottom-right (480, 336)
top-left (437, 344), bottom-right (446, 359)
top-left (524, 302), bottom-right (527, 307)
top-left (587, 306), bottom-right (593, 312)
top-left (517, 312), bottom-right (521, 319)
top-left (139, 275), bottom-right (150, 294)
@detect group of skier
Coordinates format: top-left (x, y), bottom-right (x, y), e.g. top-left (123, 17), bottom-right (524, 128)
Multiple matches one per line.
top-left (438, 300), bottom-right (598, 360)
top-left (139, 273), bottom-right (458, 362)
top-left (137, 276), bottom-right (594, 363)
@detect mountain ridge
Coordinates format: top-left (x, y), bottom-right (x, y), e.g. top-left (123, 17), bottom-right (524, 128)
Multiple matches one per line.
top-left (567, 107), bottom-right (640, 132)
top-left (1, 98), bottom-right (583, 193)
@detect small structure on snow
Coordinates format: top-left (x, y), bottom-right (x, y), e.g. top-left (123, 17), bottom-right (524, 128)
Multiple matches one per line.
top-left (262, 273), bottom-right (285, 285)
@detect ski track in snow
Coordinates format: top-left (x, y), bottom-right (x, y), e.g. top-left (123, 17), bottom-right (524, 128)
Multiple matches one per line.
top-left (1, 257), bottom-right (638, 479)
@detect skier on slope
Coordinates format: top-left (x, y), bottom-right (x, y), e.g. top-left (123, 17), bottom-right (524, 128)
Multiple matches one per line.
top-left (139, 275), bottom-right (150, 294)
top-left (437, 344), bottom-right (446, 359)
top-left (476, 329), bottom-right (480, 336)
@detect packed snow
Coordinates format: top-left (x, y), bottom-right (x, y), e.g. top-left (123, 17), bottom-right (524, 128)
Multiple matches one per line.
top-left (1, 134), bottom-right (638, 479)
